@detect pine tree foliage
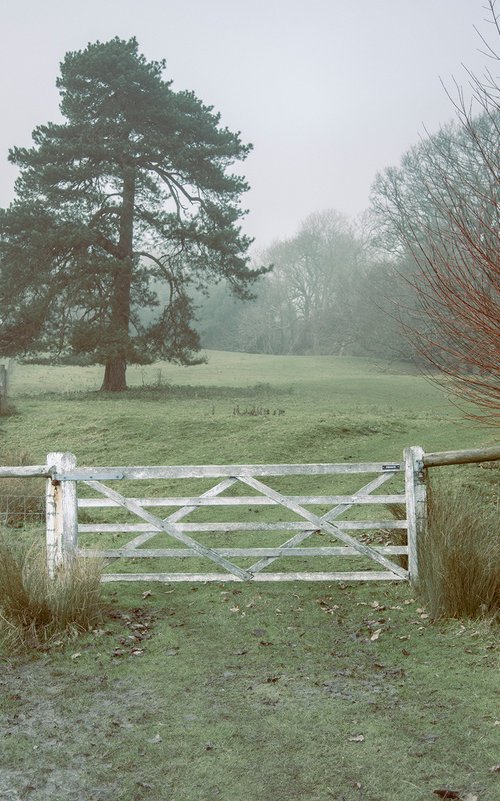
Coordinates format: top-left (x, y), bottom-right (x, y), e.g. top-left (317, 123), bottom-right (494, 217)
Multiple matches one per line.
top-left (0, 38), bottom-right (264, 390)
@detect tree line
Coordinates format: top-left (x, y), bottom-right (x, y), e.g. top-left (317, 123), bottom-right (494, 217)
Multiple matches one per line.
top-left (195, 210), bottom-right (420, 364)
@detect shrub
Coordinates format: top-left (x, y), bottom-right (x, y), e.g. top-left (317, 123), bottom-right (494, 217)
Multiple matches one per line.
top-left (418, 479), bottom-right (499, 619)
top-left (0, 534), bottom-right (104, 652)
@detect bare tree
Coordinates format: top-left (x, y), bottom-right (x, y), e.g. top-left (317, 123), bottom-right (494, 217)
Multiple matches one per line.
top-left (371, 1), bottom-right (500, 422)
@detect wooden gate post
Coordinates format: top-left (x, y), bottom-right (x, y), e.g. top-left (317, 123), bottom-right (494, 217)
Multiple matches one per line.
top-left (404, 445), bottom-right (426, 586)
top-left (46, 452), bottom-right (78, 578)
top-left (0, 364), bottom-right (7, 415)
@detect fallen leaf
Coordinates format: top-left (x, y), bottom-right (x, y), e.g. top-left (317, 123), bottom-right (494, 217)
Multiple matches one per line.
top-left (370, 629), bottom-right (382, 642)
top-left (433, 790), bottom-right (460, 799)
top-left (142, 590), bottom-right (153, 599)
top-left (348, 734), bottom-right (365, 742)
top-left (490, 764), bottom-right (500, 772)
top-left (233, 649), bottom-right (248, 656)
top-left (130, 648), bottom-right (144, 656)
top-left (165, 649), bottom-right (178, 656)
top-left (229, 606), bottom-right (240, 613)
top-left (462, 794), bottom-right (478, 801)
top-left (71, 652), bottom-right (82, 660)
top-left (259, 641), bottom-right (273, 646)
top-left (148, 733), bottom-right (162, 744)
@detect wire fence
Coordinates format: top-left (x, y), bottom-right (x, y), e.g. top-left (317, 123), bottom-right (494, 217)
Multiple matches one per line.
top-left (0, 495), bottom-right (45, 527)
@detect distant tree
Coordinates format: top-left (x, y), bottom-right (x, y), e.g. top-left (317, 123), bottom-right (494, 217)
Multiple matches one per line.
top-left (0, 38), bottom-right (264, 390)
top-left (371, 3), bottom-right (500, 421)
top-left (225, 210), bottom-right (367, 356)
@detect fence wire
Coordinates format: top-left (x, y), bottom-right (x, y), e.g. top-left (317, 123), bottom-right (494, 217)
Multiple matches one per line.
top-left (0, 495), bottom-right (45, 527)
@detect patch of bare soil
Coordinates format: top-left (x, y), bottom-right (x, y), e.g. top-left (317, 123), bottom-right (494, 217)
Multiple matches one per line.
top-left (0, 657), bottom-right (158, 801)
top-left (0, 607), bottom-right (164, 801)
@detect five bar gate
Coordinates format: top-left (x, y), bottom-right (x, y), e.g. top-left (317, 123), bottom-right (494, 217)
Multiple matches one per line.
top-left (1, 448), bottom-right (429, 585)
top-left (1, 446), bottom-right (497, 586)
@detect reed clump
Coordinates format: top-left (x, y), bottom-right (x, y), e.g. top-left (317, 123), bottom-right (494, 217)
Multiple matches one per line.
top-left (418, 480), bottom-right (499, 619)
top-left (0, 534), bottom-right (104, 652)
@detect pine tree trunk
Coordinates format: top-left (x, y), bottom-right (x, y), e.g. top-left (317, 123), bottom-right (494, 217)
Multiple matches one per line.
top-left (100, 162), bottom-right (136, 392)
top-left (100, 358), bottom-right (127, 392)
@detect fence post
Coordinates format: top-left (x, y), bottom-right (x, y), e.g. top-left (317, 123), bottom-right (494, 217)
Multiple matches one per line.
top-left (0, 364), bottom-right (7, 415)
top-left (404, 445), bottom-right (426, 586)
top-left (46, 452), bottom-right (78, 578)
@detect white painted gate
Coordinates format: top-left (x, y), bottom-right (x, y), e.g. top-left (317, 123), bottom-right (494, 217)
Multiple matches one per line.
top-left (42, 449), bottom-right (426, 584)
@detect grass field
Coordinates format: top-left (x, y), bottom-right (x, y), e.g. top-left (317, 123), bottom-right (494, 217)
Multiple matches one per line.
top-left (0, 352), bottom-right (498, 801)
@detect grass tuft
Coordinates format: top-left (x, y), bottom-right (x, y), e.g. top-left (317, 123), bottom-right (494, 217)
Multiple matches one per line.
top-left (0, 535), bottom-right (104, 653)
top-left (418, 480), bottom-right (499, 619)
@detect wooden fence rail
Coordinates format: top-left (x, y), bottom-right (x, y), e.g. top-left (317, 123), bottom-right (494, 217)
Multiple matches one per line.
top-left (0, 445), bottom-right (498, 585)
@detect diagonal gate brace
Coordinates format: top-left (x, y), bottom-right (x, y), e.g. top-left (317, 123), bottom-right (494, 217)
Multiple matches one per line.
top-left (247, 473), bottom-right (394, 574)
top-left (238, 475), bottom-right (408, 580)
top-left (84, 480), bottom-right (252, 581)
top-left (123, 478), bottom-right (238, 550)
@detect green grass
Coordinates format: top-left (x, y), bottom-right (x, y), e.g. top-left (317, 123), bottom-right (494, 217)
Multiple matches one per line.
top-left (0, 352), bottom-right (498, 801)
top-left (4, 352), bottom-right (494, 464)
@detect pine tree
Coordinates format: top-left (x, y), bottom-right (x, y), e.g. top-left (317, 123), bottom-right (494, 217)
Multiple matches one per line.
top-left (0, 37), bottom-right (263, 390)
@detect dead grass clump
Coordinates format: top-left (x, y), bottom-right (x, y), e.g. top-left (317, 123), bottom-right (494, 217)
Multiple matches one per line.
top-left (382, 503), bottom-right (408, 569)
top-left (418, 481), bottom-right (499, 620)
top-left (0, 535), bottom-right (104, 652)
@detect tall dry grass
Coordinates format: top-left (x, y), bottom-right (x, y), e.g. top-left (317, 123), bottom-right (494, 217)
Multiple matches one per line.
top-left (418, 479), bottom-right (499, 619)
top-left (0, 534), bottom-right (104, 652)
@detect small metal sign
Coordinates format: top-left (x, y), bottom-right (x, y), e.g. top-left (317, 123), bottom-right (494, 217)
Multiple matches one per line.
top-left (382, 463), bottom-right (400, 471)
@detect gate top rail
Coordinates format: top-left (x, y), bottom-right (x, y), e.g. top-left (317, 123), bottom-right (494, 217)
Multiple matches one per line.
top-left (1, 445), bottom-right (498, 481)
top-left (51, 462), bottom-right (403, 481)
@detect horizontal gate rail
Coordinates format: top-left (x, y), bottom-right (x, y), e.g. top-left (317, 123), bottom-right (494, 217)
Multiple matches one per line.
top-left (53, 461), bottom-right (402, 480)
top-left (77, 494), bottom-right (405, 507)
top-left (81, 546), bottom-right (408, 558)
top-left (78, 520), bottom-right (407, 533)
top-left (101, 571), bottom-right (405, 583)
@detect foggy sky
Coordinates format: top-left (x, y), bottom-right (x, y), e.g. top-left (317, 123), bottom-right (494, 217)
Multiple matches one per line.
top-left (0, 0), bottom-right (494, 250)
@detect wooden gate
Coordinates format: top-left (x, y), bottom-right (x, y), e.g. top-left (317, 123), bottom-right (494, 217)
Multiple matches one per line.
top-left (3, 445), bottom-right (498, 585)
top-left (42, 449), bottom-right (427, 584)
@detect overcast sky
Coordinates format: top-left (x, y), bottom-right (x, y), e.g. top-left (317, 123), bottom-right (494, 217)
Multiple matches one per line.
top-left (0, 0), bottom-right (495, 250)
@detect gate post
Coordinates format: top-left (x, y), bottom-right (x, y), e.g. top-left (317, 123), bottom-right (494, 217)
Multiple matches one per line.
top-left (404, 445), bottom-right (426, 586)
top-left (0, 364), bottom-right (7, 415)
top-left (46, 452), bottom-right (78, 578)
